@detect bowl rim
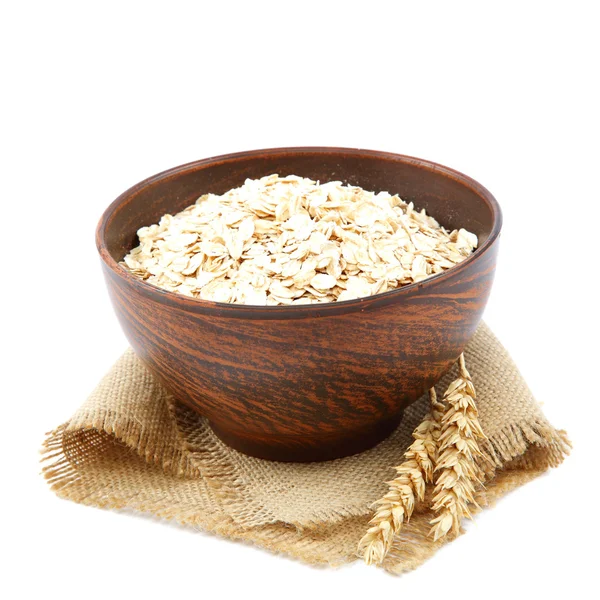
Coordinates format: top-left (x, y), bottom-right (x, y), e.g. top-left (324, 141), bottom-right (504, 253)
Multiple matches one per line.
top-left (96, 146), bottom-right (502, 317)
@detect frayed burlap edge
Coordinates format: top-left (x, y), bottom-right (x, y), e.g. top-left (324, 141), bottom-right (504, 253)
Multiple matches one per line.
top-left (40, 415), bottom-right (570, 575)
top-left (40, 424), bottom-right (364, 567)
top-left (41, 422), bottom-right (568, 574)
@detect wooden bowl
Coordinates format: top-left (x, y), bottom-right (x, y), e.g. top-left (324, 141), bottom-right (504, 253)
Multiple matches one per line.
top-left (96, 148), bottom-right (502, 462)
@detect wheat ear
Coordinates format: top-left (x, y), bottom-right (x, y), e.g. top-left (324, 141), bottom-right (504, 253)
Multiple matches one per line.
top-left (429, 353), bottom-right (487, 541)
top-left (359, 389), bottom-right (444, 565)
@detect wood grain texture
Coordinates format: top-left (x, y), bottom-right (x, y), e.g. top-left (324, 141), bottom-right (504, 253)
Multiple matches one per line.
top-left (96, 148), bottom-right (502, 462)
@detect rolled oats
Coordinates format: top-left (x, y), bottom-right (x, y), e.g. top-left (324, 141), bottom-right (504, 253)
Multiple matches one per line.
top-left (121, 175), bottom-right (478, 305)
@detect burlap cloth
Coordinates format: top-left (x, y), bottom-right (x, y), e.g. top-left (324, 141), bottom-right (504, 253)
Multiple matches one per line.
top-left (41, 322), bottom-right (570, 574)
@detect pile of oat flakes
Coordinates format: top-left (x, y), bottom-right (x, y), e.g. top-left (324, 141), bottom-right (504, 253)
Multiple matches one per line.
top-left (121, 175), bottom-right (478, 305)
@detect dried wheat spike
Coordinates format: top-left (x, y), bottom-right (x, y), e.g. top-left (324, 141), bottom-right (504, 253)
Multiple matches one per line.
top-left (429, 353), bottom-right (487, 541)
top-left (359, 389), bottom-right (443, 565)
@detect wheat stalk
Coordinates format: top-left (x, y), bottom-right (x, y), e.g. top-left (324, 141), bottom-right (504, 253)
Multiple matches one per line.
top-left (359, 389), bottom-right (444, 565)
top-left (429, 353), bottom-right (487, 541)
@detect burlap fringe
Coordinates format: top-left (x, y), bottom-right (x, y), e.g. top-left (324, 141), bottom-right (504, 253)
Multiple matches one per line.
top-left (41, 411), bottom-right (570, 575)
top-left (40, 423), bottom-right (364, 567)
top-left (481, 420), bottom-right (571, 472)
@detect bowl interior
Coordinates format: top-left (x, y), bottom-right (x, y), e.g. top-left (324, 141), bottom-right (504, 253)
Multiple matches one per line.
top-left (101, 148), bottom-right (499, 269)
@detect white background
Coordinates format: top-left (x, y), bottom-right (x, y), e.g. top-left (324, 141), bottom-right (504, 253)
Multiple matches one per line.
top-left (2, 2), bottom-right (598, 598)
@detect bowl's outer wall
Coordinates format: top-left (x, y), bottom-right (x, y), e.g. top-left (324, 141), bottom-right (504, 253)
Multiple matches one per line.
top-left (99, 149), bottom-right (500, 461)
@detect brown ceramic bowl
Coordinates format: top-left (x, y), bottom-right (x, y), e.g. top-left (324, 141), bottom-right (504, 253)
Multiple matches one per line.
top-left (96, 147), bottom-right (501, 462)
